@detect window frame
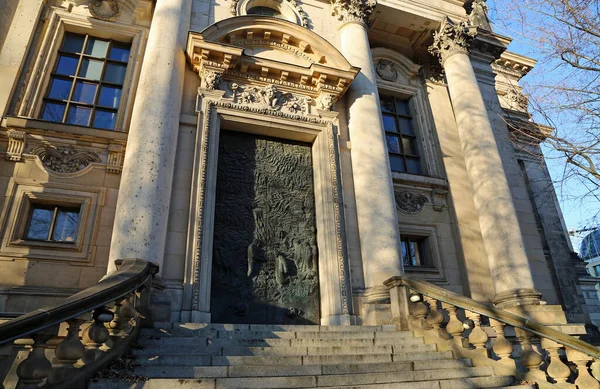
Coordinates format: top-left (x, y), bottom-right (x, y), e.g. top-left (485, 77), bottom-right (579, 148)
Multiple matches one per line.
top-left (15, 9), bottom-right (148, 134)
top-left (40, 33), bottom-right (131, 130)
top-left (398, 224), bottom-right (446, 282)
top-left (0, 179), bottom-right (105, 262)
top-left (23, 203), bottom-right (82, 243)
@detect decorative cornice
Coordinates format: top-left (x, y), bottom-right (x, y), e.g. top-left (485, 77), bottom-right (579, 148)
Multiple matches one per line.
top-left (331, 0), bottom-right (376, 26)
top-left (428, 17), bottom-right (477, 65)
top-left (492, 52), bottom-right (536, 80)
top-left (30, 145), bottom-right (101, 173)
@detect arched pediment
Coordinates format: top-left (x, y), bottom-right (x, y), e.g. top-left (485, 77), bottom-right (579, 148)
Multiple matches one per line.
top-left (371, 48), bottom-right (421, 85)
top-left (186, 16), bottom-right (359, 101)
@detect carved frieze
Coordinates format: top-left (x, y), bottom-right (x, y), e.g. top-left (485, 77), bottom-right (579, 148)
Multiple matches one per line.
top-left (331, 0), bottom-right (376, 25)
top-left (428, 17), bottom-right (477, 65)
top-left (231, 83), bottom-right (312, 114)
top-left (89, 0), bottom-right (120, 21)
top-left (394, 190), bottom-right (428, 215)
top-left (30, 145), bottom-right (101, 173)
top-left (375, 59), bottom-right (398, 82)
top-left (6, 130), bottom-right (26, 162)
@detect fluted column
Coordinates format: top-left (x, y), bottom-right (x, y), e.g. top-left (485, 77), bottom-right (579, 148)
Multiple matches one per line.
top-left (108, 0), bottom-right (192, 272)
top-left (429, 18), bottom-right (541, 307)
top-left (333, 0), bottom-right (404, 302)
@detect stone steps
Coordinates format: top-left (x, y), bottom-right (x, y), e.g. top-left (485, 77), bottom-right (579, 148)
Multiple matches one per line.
top-left (91, 324), bottom-right (529, 389)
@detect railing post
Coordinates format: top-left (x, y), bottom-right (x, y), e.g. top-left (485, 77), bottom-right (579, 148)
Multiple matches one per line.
top-left (465, 311), bottom-right (488, 356)
top-left (515, 327), bottom-right (544, 380)
top-left (489, 319), bottom-right (515, 369)
top-left (16, 333), bottom-right (53, 388)
top-left (48, 319), bottom-right (87, 384)
top-left (385, 277), bottom-right (410, 330)
top-left (424, 296), bottom-right (445, 337)
top-left (82, 308), bottom-right (111, 364)
top-left (442, 303), bottom-right (464, 346)
top-left (541, 338), bottom-right (571, 384)
top-left (567, 348), bottom-right (600, 389)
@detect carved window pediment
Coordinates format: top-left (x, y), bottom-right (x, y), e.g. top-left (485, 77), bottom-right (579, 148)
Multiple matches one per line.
top-left (186, 16), bottom-right (359, 105)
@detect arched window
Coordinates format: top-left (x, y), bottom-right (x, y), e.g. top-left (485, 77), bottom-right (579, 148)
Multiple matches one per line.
top-left (247, 6), bottom-right (286, 19)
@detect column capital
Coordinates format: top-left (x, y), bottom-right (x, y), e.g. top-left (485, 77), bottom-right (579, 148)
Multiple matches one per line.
top-left (331, 0), bottom-right (376, 27)
top-left (428, 17), bottom-right (477, 66)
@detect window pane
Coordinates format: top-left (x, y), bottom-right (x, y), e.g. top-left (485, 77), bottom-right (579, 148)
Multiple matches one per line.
top-left (84, 38), bottom-right (108, 58)
top-left (395, 99), bottom-right (411, 116)
top-left (399, 118), bottom-right (414, 135)
top-left (401, 240), bottom-right (409, 266)
top-left (109, 43), bottom-right (130, 62)
top-left (389, 155), bottom-right (405, 172)
top-left (78, 59), bottom-right (104, 80)
top-left (72, 81), bottom-right (97, 104)
top-left (409, 241), bottom-right (417, 266)
top-left (26, 207), bottom-right (53, 240)
top-left (67, 106), bottom-right (91, 126)
top-left (380, 96), bottom-right (395, 113)
top-left (411, 241), bottom-right (422, 266)
top-left (386, 135), bottom-right (400, 153)
top-left (402, 137), bottom-right (418, 156)
top-left (98, 85), bottom-right (122, 108)
top-left (406, 157), bottom-right (421, 174)
top-left (61, 34), bottom-right (85, 53)
top-left (55, 55), bottom-right (79, 76)
top-left (382, 114), bottom-right (397, 133)
top-left (41, 102), bottom-right (66, 122)
top-left (104, 63), bottom-right (127, 84)
top-left (93, 109), bottom-right (117, 130)
top-left (47, 78), bottom-right (72, 100)
top-left (52, 209), bottom-right (79, 242)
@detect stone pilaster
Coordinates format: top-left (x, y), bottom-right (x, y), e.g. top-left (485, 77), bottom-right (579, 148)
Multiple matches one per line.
top-left (429, 17), bottom-right (542, 308)
top-left (108, 0), bottom-right (192, 273)
top-left (335, 0), bottom-right (404, 303)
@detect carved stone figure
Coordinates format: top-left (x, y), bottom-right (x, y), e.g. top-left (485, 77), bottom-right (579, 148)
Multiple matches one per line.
top-left (247, 238), bottom-right (265, 278)
top-left (30, 145), bottom-right (101, 173)
top-left (201, 70), bottom-right (222, 90)
top-left (394, 190), bottom-right (429, 214)
top-left (231, 83), bottom-right (311, 114)
top-left (88, 0), bottom-right (120, 21)
top-left (376, 59), bottom-right (398, 82)
top-left (317, 93), bottom-right (335, 111)
top-left (260, 85), bottom-right (280, 108)
top-left (275, 254), bottom-right (289, 286)
top-left (468, 0), bottom-right (492, 31)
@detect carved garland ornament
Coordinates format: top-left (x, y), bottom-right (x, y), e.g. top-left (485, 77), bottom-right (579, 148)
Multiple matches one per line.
top-left (326, 122), bottom-right (350, 314)
top-left (394, 190), bottom-right (428, 215)
top-left (30, 145), bottom-right (101, 173)
top-left (428, 17), bottom-right (477, 64)
top-left (231, 83), bottom-right (312, 114)
top-left (88, 0), bottom-right (120, 21)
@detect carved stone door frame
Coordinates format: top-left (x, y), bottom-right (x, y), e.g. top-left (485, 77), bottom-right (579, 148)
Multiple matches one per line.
top-left (181, 90), bottom-right (356, 326)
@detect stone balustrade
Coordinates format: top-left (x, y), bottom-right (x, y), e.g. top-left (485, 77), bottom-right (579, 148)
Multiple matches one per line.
top-left (0, 259), bottom-right (157, 389)
top-left (386, 276), bottom-right (600, 389)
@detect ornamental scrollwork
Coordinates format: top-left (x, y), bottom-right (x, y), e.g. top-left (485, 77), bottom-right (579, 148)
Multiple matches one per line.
top-left (89, 0), bottom-right (120, 21)
top-left (331, 0), bottom-right (376, 25)
top-left (394, 190), bottom-right (428, 215)
top-left (230, 83), bottom-right (311, 114)
top-left (428, 17), bottom-right (477, 65)
top-left (30, 145), bottom-right (101, 173)
top-left (375, 59), bottom-right (398, 82)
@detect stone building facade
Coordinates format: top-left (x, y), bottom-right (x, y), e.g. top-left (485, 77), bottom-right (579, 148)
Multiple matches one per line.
top-left (0, 0), bottom-right (590, 326)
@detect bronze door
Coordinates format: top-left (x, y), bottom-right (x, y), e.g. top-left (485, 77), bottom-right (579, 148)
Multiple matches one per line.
top-left (211, 130), bottom-right (320, 324)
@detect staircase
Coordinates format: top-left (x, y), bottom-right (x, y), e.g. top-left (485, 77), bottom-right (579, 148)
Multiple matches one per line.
top-left (89, 324), bottom-right (535, 389)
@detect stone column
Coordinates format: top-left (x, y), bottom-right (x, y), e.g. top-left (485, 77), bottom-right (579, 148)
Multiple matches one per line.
top-left (333, 0), bottom-right (404, 302)
top-left (108, 0), bottom-right (192, 273)
top-left (429, 18), bottom-right (541, 307)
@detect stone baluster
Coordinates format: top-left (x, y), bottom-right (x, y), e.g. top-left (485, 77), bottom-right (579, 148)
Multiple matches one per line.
top-left (566, 348), bottom-right (600, 389)
top-left (515, 328), bottom-right (544, 379)
top-left (108, 297), bottom-right (135, 335)
top-left (442, 303), bottom-right (464, 345)
top-left (541, 338), bottom-right (571, 384)
top-left (82, 309), bottom-right (111, 364)
top-left (592, 359), bottom-right (600, 383)
top-left (465, 311), bottom-right (488, 356)
top-left (48, 319), bottom-right (86, 384)
top-left (489, 319), bottom-right (515, 368)
top-left (16, 334), bottom-right (52, 388)
top-left (424, 296), bottom-right (445, 337)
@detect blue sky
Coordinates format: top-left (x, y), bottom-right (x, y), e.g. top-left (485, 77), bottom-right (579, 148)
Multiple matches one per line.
top-left (486, 0), bottom-right (599, 251)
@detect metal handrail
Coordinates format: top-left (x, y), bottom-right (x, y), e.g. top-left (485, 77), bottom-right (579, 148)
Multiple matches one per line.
top-left (386, 275), bottom-right (600, 359)
top-left (0, 258), bottom-right (158, 346)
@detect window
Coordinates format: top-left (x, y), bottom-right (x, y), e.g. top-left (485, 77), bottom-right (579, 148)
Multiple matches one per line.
top-left (25, 204), bottom-right (80, 242)
top-left (595, 265), bottom-right (600, 277)
top-left (380, 95), bottom-right (422, 174)
top-left (401, 236), bottom-right (428, 267)
top-left (40, 33), bottom-right (131, 130)
top-left (247, 6), bottom-right (285, 19)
